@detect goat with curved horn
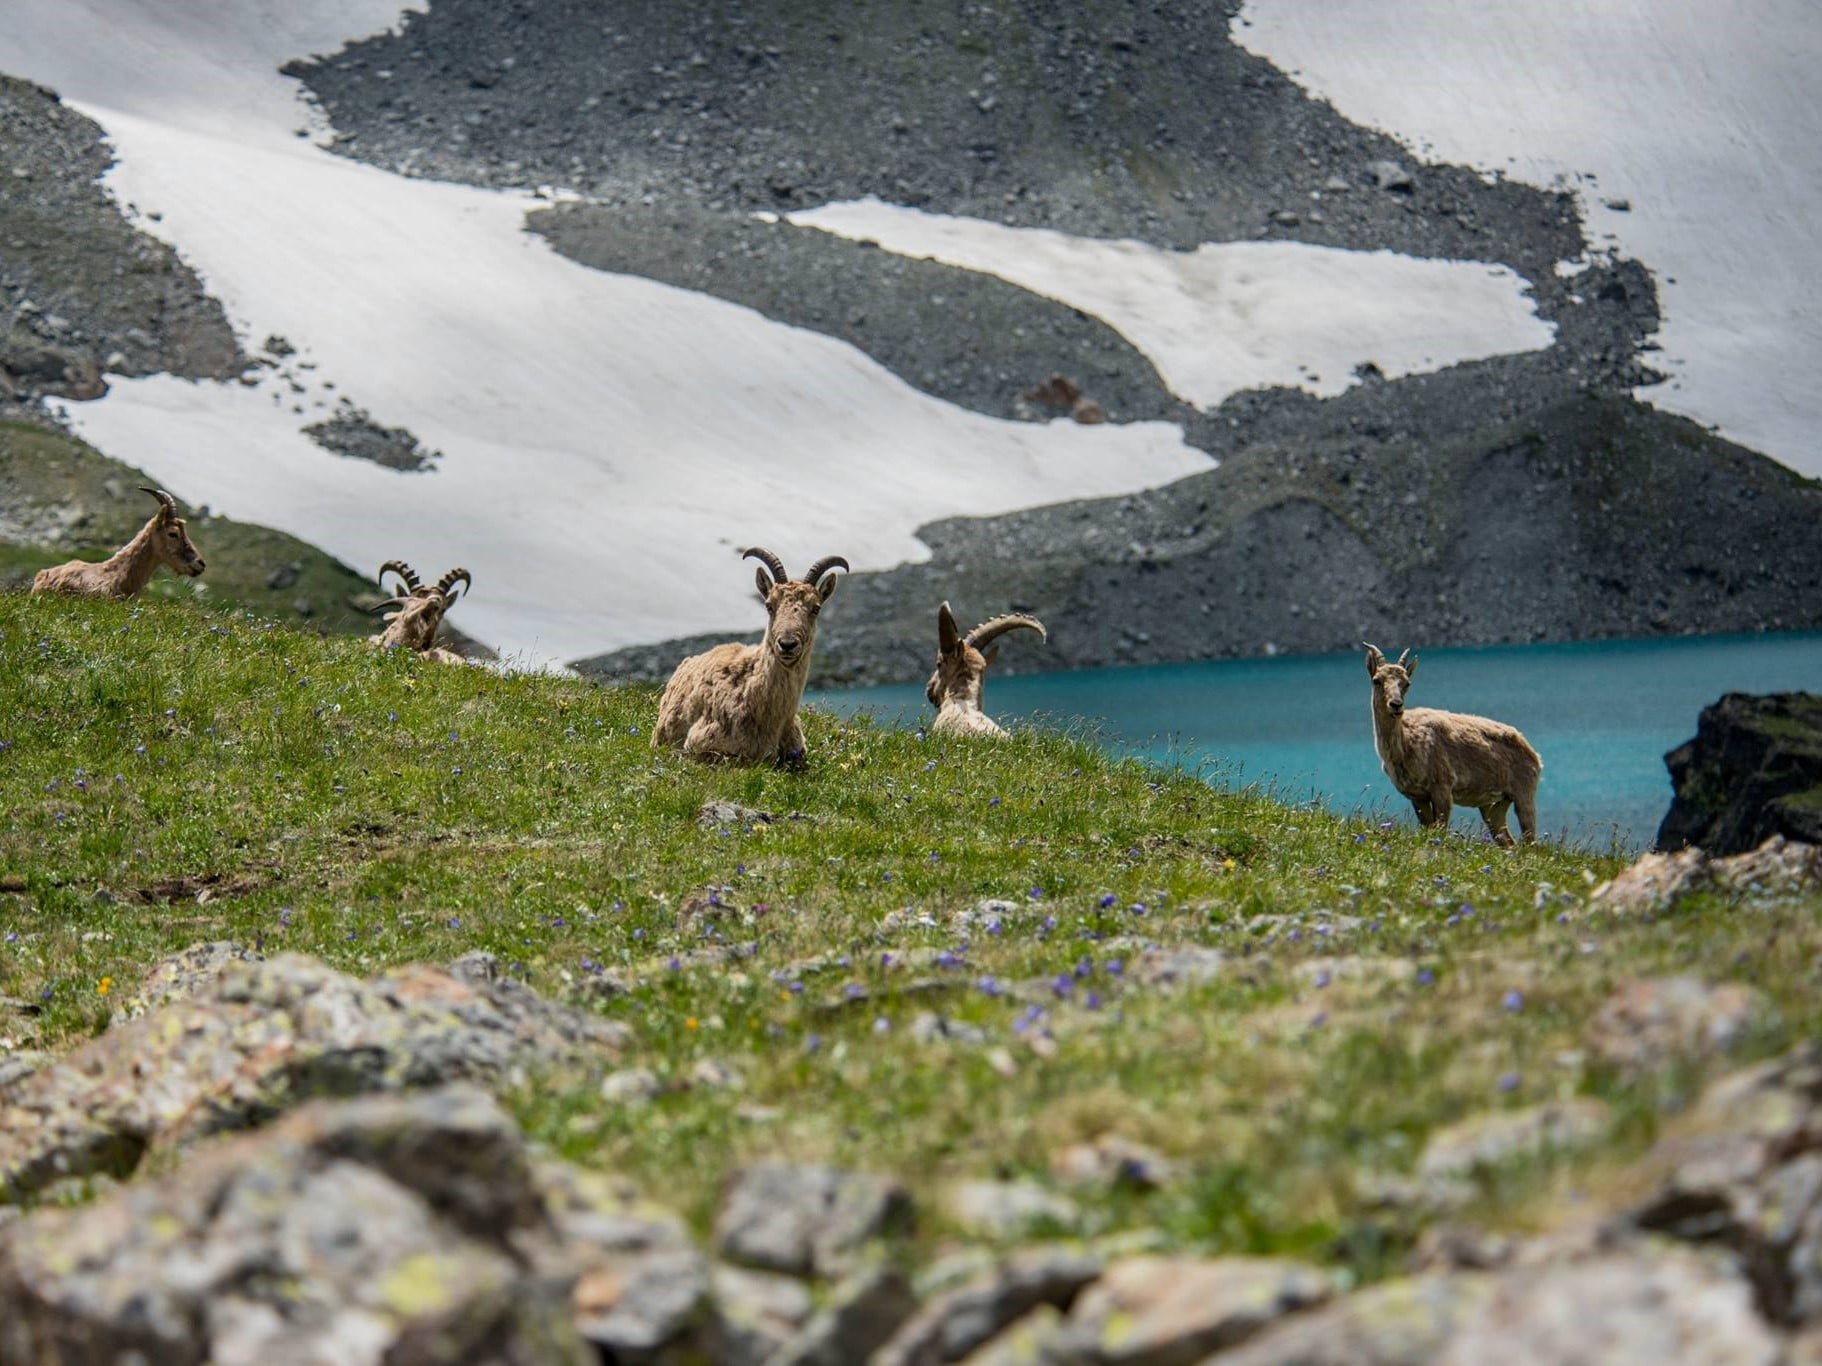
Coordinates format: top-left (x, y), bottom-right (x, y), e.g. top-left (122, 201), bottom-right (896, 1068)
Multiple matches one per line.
top-left (800, 555), bottom-right (850, 586)
top-left (743, 546), bottom-right (788, 587)
top-left (927, 601), bottom-right (1048, 738)
top-left (434, 567), bottom-right (472, 603)
top-left (378, 560), bottom-right (422, 595)
top-left (32, 487), bottom-right (206, 598)
top-left (655, 546), bottom-right (850, 765)
top-left (366, 559), bottom-right (474, 664)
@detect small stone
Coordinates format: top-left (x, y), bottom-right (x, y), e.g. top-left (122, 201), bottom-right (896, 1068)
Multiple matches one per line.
top-left (698, 799), bottom-right (773, 829)
top-left (875, 1246), bottom-right (1102, 1366)
top-left (1059, 1255), bottom-right (1332, 1363)
top-left (1364, 159), bottom-right (1415, 192)
top-left (942, 1180), bottom-right (1080, 1239)
top-left (601, 1067), bottom-right (663, 1104)
top-left (1418, 1099), bottom-right (1613, 1183)
top-left (715, 1163), bottom-right (909, 1277)
top-left (772, 1264), bottom-right (917, 1366)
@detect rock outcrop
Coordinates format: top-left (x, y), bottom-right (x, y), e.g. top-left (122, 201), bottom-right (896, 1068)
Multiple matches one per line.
top-left (1659, 693), bottom-right (1822, 854)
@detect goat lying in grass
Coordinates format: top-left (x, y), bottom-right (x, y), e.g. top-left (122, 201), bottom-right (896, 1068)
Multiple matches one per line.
top-left (926, 601), bottom-right (1047, 738)
top-left (30, 487), bottom-right (205, 598)
top-left (368, 561), bottom-right (471, 665)
top-left (653, 547), bottom-right (848, 766)
top-left (1365, 642), bottom-right (1542, 846)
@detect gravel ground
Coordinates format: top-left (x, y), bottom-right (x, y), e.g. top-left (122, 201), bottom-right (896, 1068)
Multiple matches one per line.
top-left (0, 75), bottom-right (242, 411)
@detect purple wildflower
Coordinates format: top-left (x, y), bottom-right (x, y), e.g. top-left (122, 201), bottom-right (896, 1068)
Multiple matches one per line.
top-left (976, 975), bottom-right (1002, 997)
top-left (1099, 893), bottom-right (1117, 909)
top-left (1074, 956), bottom-right (1093, 979)
top-left (1416, 967), bottom-right (1435, 986)
top-left (1028, 886), bottom-right (1044, 901)
top-left (1107, 958), bottom-right (1124, 977)
top-left (1497, 1072), bottom-right (1521, 1093)
top-left (1502, 989), bottom-right (1524, 1012)
top-left (1052, 974), bottom-right (1075, 997)
top-left (1314, 969), bottom-right (1331, 989)
top-left (1084, 991), bottom-right (1103, 1010)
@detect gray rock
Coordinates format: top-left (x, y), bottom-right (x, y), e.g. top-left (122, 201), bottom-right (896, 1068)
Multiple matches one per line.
top-left (1628, 1044), bottom-right (1822, 1323)
top-left (1588, 976), bottom-right (1772, 1074)
top-left (0, 948), bottom-right (631, 1201)
top-left (698, 798), bottom-right (775, 829)
top-left (1056, 1254), bottom-right (1331, 1364)
top-left (714, 1162), bottom-right (910, 1277)
top-left (0, 1087), bottom-right (591, 1365)
top-left (709, 1264), bottom-right (815, 1366)
top-left (572, 1246), bottom-right (710, 1361)
top-left (1212, 1270), bottom-right (1497, 1366)
top-left (107, 938), bottom-right (264, 1024)
top-left (944, 1180), bottom-right (1081, 1239)
top-left (601, 1067), bottom-right (663, 1104)
top-left (1417, 1099), bottom-right (1613, 1183)
top-left (1365, 159), bottom-right (1415, 192)
top-left (913, 1012), bottom-right (991, 1046)
top-left (1128, 945), bottom-right (1224, 989)
top-left (773, 1264), bottom-right (918, 1366)
top-left (956, 1303), bottom-right (1068, 1365)
top-left (876, 1246), bottom-right (1104, 1366)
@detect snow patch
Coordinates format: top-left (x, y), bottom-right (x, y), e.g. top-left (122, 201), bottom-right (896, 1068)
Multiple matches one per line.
top-left (1236, 0), bottom-right (1822, 477)
top-left (789, 198), bottom-right (1555, 410)
top-left (2, 0), bottom-right (1208, 666)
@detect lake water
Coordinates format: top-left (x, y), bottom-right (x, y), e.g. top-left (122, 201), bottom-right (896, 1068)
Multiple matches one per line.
top-left (811, 633), bottom-right (1822, 852)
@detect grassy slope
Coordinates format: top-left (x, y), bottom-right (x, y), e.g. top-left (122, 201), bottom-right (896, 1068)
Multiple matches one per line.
top-left (2, 591), bottom-right (1817, 1278)
top-left (0, 419), bottom-right (378, 635)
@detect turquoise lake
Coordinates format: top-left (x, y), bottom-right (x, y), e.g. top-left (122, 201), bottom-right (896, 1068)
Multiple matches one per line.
top-left (811, 633), bottom-right (1822, 852)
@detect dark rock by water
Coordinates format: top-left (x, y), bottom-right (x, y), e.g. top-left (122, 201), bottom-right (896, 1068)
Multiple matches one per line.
top-left (1658, 693), bottom-right (1822, 854)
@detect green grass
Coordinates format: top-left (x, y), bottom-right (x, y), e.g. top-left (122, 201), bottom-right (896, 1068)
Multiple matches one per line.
top-left (3, 590), bottom-right (1818, 1278)
top-left (0, 418), bottom-right (379, 635)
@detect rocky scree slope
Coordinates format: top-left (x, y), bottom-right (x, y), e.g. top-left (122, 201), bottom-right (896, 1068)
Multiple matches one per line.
top-left (0, 75), bottom-right (241, 411)
top-left (288, 0), bottom-right (1822, 681)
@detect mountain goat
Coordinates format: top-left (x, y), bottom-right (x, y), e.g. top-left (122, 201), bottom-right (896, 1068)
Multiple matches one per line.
top-left (1364, 643), bottom-right (1542, 846)
top-left (368, 561), bottom-right (471, 665)
top-left (926, 601), bottom-right (1047, 738)
top-left (652, 547), bottom-right (848, 765)
top-left (30, 487), bottom-right (205, 598)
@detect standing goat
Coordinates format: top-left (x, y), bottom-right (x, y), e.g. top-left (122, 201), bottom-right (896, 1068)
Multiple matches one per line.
top-left (1364, 643), bottom-right (1542, 846)
top-left (926, 601), bottom-right (1047, 738)
top-left (653, 547), bottom-right (848, 765)
top-left (367, 561), bottom-right (471, 665)
top-left (30, 487), bottom-right (205, 598)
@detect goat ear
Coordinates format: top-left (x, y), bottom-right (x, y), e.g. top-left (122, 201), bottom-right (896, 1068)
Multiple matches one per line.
top-left (1404, 651), bottom-right (1418, 679)
top-left (1364, 643), bottom-right (1385, 676)
top-left (817, 573), bottom-right (840, 603)
top-left (982, 645), bottom-right (1000, 667)
top-left (937, 601), bottom-right (960, 653)
top-left (755, 568), bottom-right (773, 600)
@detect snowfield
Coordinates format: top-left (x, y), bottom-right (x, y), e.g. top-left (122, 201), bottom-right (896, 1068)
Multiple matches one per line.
top-left (789, 201), bottom-right (1555, 410)
top-left (1236, 0), bottom-right (1822, 479)
top-left (3, 0), bottom-right (1217, 665)
top-left (6, 1), bottom-right (1807, 664)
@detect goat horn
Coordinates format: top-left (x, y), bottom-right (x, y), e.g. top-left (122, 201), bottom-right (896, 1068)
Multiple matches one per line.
top-left (371, 596), bottom-right (409, 613)
top-left (435, 567), bottom-right (471, 602)
top-left (1395, 647), bottom-right (1411, 669)
top-left (742, 547), bottom-right (787, 584)
top-left (967, 614), bottom-right (1047, 650)
top-left (378, 559), bottom-right (421, 593)
top-left (139, 486), bottom-right (178, 516)
top-left (800, 555), bottom-right (850, 585)
top-left (937, 601), bottom-right (961, 653)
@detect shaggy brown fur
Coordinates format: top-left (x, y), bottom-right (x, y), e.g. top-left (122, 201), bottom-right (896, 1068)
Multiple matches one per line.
top-left (653, 548), bottom-right (848, 765)
top-left (367, 561), bottom-right (470, 664)
top-left (1365, 643), bottom-right (1543, 846)
top-left (30, 488), bottom-right (205, 598)
top-left (926, 602), bottom-right (1047, 738)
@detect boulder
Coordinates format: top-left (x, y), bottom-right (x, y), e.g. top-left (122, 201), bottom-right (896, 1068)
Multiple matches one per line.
top-left (772, 1264), bottom-right (918, 1366)
top-left (1417, 1100), bottom-right (1614, 1184)
top-left (714, 1162), bottom-right (910, 1277)
top-left (876, 1246), bottom-right (1104, 1366)
top-left (1588, 976), bottom-right (1771, 1074)
top-left (1055, 1255), bottom-right (1331, 1364)
top-left (1658, 692), bottom-right (1822, 854)
top-left (0, 1087), bottom-right (592, 1364)
top-left (1627, 1044), bottom-right (1822, 1323)
top-left (943, 1180), bottom-right (1081, 1239)
top-left (0, 947), bottom-right (629, 1201)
